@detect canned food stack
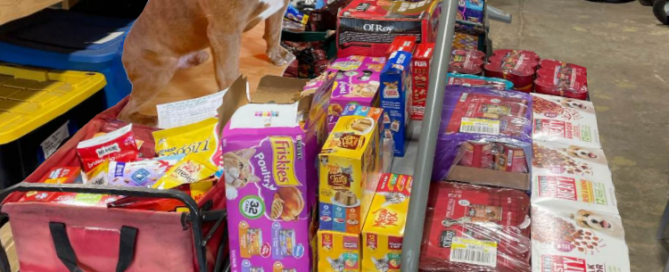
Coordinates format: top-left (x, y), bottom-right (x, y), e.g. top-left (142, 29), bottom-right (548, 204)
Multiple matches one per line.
top-left (448, 49), bottom-right (486, 75)
top-left (484, 49), bottom-right (541, 93)
top-left (534, 59), bottom-right (589, 100)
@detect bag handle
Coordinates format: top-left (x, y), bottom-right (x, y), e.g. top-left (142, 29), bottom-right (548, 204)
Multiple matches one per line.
top-left (49, 223), bottom-right (138, 272)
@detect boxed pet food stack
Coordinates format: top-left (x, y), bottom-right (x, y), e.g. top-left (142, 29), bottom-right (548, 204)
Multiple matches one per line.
top-left (484, 49), bottom-right (540, 93)
top-left (326, 56), bottom-right (387, 131)
top-left (362, 173), bottom-right (413, 272)
top-left (457, 0), bottom-right (486, 24)
top-left (411, 43), bottom-right (435, 120)
top-left (453, 20), bottom-right (487, 51)
top-left (318, 230), bottom-right (362, 272)
top-left (319, 105), bottom-right (384, 234)
top-left (380, 50), bottom-right (413, 157)
top-left (222, 75), bottom-right (334, 272)
top-left (531, 93), bottom-right (601, 148)
top-left (336, 0), bottom-right (441, 58)
top-left (535, 59), bottom-right (589, 100)
top-left (386, 36), bottom-right (417, 57)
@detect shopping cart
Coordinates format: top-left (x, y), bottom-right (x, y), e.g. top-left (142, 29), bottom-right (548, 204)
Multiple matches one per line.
top-left (0, 99), bottom-right (230, 272)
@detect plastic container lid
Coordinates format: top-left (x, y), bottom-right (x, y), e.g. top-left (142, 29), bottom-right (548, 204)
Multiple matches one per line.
top-left (0, 63), bottom-right (106, 144)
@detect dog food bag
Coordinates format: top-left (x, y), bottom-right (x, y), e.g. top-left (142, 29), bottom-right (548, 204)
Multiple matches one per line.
top-left (318, 230), bottom-right (361, 272)
top-left (222, 101), bottom-right (324, 271)
top-left (457, 0), bottom-right (485, 24)
top-left (535, 59), bottom-right (589, 100)
top-left (531, 172), bottom-right (619, 215)
top-left (447, 73), bottom-right (514, 91)
top-left (326, 56), bottom-right (386, 131)
top-left (419, 182), bottom-right (531, 272)
top-left (531, 93), bottom-right (601, 148)
top-left (336, 0), bottom-right (441, 58)
top-left (412, 43), bottom-right (435, 120)
top-left (153, 117), bottom-right (223, 177)
top-left (39, 167), bottom-right (82, 184)
top-left (77, 124), bottom-right (139, 172)
top-left (380, 50), bottom-right (413, 157)
top-left (107, 154), bottom-right (184, 188)
top-left (449, 49), bottom-right (485, 75)
top-left (319, 105), bottom-right (383, 234)
top-left (361, 173), bottom-right (413, 272)
top-left (532, 141), bottom-right (612, 177)
top-left (531, 204), bottom-right (631, 272)
top-left (484, 49), bottom-right (540, 92)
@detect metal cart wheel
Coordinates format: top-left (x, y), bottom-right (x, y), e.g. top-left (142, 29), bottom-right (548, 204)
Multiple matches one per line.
top-left (654, 0), bottom-right (669, 24)
top-left (640, 0), bottom-right (655, 6)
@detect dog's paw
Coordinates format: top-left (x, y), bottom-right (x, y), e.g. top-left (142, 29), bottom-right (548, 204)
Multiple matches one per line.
top-left (267, 47), bottom-right (295, 66)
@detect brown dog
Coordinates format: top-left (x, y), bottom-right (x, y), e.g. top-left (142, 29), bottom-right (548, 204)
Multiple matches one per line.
top-left (118, 0), bottom-right (295, 126)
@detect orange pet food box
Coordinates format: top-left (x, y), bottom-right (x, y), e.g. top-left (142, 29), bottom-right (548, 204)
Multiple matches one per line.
top-left (362, 173), bottom-right (413, 272)
top-left (318, 230), bottom-right (362, 272)
top-left (319, 105), bottom-right (383, 235)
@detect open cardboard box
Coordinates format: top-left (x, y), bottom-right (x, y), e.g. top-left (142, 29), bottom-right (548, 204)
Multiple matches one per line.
top-left (446, 144), bottom-right (531, 191)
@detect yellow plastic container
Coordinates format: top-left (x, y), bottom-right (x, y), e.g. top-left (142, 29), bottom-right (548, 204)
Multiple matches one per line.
top-left (0, 63), bottom-right (106, 186)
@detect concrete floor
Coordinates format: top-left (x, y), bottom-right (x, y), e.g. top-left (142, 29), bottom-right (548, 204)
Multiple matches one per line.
top-left (487, 0), bottom-right (669, 270)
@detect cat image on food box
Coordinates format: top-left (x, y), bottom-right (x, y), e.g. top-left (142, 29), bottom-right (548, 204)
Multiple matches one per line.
top-left (372, 255), bottom-right (391, 272)
top-left (328, 256), bottom-right (346, 272)
top-left (223, 148), bottom-right (260, 200)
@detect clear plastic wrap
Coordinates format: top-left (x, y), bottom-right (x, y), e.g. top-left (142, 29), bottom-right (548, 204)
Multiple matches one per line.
top-left (419, 182), bottom-right (531, 272)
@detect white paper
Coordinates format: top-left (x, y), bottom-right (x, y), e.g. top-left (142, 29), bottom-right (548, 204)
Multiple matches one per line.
top-left (90, 32), bottom-right (125, 45)
top-left (157, 89), bottom-right (228, 129)
top-left (41, 121), bottom-right (69, 159)
top-left (229, 103), bottom-right (300, 129)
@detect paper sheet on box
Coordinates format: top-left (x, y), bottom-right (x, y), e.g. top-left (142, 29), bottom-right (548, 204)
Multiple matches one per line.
top-left (157, 90), bottom-right (228, 129)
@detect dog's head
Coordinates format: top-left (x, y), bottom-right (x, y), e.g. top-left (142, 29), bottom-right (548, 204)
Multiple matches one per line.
top-left (566, 145), bottom-right (607, 165)
top-left (561, 98), bottom-right (595, 114)
top-left (570, 209), bottom-right (620, 234)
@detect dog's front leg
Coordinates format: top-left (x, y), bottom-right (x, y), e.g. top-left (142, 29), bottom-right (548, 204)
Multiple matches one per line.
top-left (264, 2), bottom-right (295, 66)
top-left (208, 27), bottom-right (242, 90)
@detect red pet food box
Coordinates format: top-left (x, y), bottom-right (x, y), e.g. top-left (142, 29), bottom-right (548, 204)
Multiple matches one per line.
top-left (337, 0), bottom-right (442, 58)
top-left (386, 35), bottom-right (418, 57)
top-left (449, 49), bottom-right (485, 75)
top-left (484, 49), bottom-right (540, 93)
top-left (411, 42), bottom-right (435, 120)
top-left (535, 59), bottom-right (589, 100)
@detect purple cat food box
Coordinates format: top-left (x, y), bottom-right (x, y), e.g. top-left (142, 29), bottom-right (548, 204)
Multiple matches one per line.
top-left (221, 75), bottom-right (333, 272)
top-left (327, 55), bottom-right (387, 132)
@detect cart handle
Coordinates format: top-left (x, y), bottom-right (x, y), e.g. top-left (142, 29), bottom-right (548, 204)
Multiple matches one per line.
top-left (0, 182), bottom-right (213, 272)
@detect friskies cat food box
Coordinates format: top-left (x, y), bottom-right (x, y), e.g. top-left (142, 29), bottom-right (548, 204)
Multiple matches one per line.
top-left (318, 230), bottom-right (362, 272)
top-left (221, 75), bottom-right (334, 272)
top-left (319, 104), bottom-right (383, 235)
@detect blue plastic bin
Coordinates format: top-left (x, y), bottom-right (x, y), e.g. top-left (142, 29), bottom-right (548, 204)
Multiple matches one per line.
top-left (0, 9), bottom-right (134, 107)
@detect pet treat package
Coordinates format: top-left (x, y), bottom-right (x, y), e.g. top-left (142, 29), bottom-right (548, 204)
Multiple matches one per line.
top-left (336, 0), bottom-right (441, 58)
top-left (380, 50), bottom-right (413, 157)
top-left (535, 59), bottom-right (589, 100)
top-left (531, 94), bottom-right (601, 148)
top-left (447, 73), bottom-right (515, 91)
top-left (457, 0), bottom-right (485, 24)
top-left (222, 75), bottom-right (332, 272)
top-left (419, 182), bottom-right (531, 272)
top-left (39, 167), bottom-right (82, 184)
top-left (326, 56), bottom-right (386, 131)
top-left (412, 43), bottom-right (435, 120)
top-left (18, 191), bottom-right (121, 207)
top-left (386, 36), bottom-right (417, 57)
top-left (362, 173), bottom-right (413, 272)
top-left (318, 230), bottom-right (361, 272)
top-left (531, 172), bottom-right (619, 215)
top-left (107, 155), bottom-right (184, 188)
top-left (152, 154), bottom-right (217, 194)
top-left (76, 124), bottom-right (139, 172)
top-left (484, 49), bottom-right (541, 93)
top-left (449, 49), bottom-right (485, 75)
top-left (531, 204), bottom-right (631, 272)
top-left (153, 117), bottom-right (223, 177)
top-left (319, 106), bottom-right (383, 234)
top-left (452, 21), bottom-right (486, 51)
top-left (532, 141), bottom-right (612, 178)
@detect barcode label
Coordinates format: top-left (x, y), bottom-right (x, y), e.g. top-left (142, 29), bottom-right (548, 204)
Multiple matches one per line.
top-left (449, 238), bottom-right (497, 268)
top-left (460, 118), bottom-right (500, 135)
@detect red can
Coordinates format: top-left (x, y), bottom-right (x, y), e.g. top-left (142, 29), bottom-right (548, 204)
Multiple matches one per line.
top-left (459, 141), bottom-right (494, 169)
top-left (495, 144), bottom-right (528, 173)
top-left (535, 59), bottom-right (589, 100)
top-left (484, 49), bottom-right (540, 93)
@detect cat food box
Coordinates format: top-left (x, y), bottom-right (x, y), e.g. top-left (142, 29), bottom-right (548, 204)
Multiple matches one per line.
top-left (411, 43), bottom-right (435, 120)
top-left (453, 21), bottom-right (486, 51)
top-left (319, 105), bottom-right (383, 234)
top-left (386, 36), bottom-right (417, 57)
top-left (39, 166), bottom-right (82, 184)
top-left (457, 0), bottom-right (485, 24)
top-left (362, 173), bottom-right (413, 272)
top-left (535, 59), bottom-right (589, 100)
top-left (484, 49), bottom-right (540, 93)
top-left (531, 204), bottom-right (631, 272)
top-left (326, 56), bottom-right (386, 132)
top-left (532, 172), bottom-right (619, 215)
top-left (532, 141), bottom-right (611, 178)
top-left (318, 230), bottom-right (362, 272)
top-left (380, 50), bottom-right (413, 157)
top-left (531, 93), bottom-right (601, 148)
top-left (221, 75), bottom-right (333, 272)
top-left (336, 0), bottom-right (441, 58)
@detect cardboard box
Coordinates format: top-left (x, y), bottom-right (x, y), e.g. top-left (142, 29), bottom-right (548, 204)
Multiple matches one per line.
top-left (221, 75), bottom-right (334, 272)
top-left (319, 105), bottom-right (383, 234)
top-left (326, 56), bottom-right (387, 132)
top-left (452, 21), bottom-right (486, 51)
top-left (337, 0), bottom-right (441, 58)
top-left (411, 43), bottom-right (434, 120)
top-left (318, 230), bottom-right (361, 272)
top-left (456, 0), bottom-right (485, 24)
top-left (386, 36), bottom-right (417, 57)
top-left (380, 51), bottom-right (413, 157)
top-left (39, 166), bottom-right (81, 184)
top-left (362, 173), bottom-right (413, 272)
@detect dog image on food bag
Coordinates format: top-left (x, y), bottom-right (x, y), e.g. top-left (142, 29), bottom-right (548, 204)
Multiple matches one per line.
top-left (565, 145), bottom-right (607, 165)
top-left (561, 98), bottom-right (596, 114)
top-left (118, 0), bottom-right (295, 126)
top-left (570, 209), bottom-right (624, 239)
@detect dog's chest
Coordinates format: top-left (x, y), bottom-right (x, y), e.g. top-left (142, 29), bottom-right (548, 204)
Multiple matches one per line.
top-left (258, 0), bottom-right (285, 20)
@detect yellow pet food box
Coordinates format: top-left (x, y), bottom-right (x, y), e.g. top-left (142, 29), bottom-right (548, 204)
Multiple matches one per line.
top-left (318, 230), bottom-right (361, 272)
top-left (319, 104), bottom-right (383, 234)
top-left (362, 173), bottom-right (413, 272)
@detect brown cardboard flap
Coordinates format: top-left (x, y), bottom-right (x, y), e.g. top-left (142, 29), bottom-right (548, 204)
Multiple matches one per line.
top-left (253, 75), bottom-right (308, 104)
top-left (217, 75), bottom-right (250, 135)
top-left (447, 166), bottom-right (530, 191)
